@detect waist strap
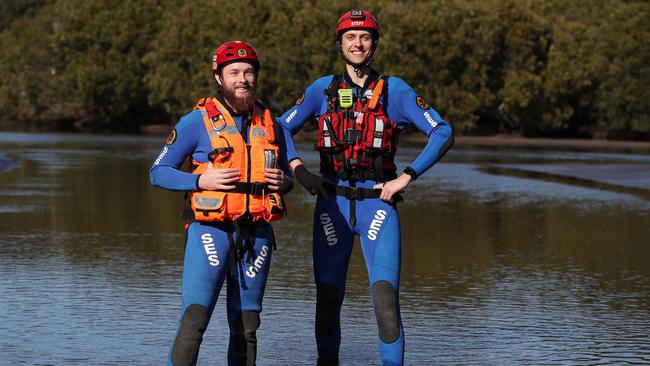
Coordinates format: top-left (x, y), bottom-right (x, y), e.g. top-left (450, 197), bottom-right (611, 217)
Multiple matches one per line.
top-left (333, 186), bottom-right (381, 200)
top-left (230, 182), bottom-right (268, 196)
top-left (331, 185), bottom-right (403, 202)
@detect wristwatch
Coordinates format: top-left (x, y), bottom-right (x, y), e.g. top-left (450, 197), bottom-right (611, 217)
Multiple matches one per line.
top-left (403, 166), bottom-right (418, 181)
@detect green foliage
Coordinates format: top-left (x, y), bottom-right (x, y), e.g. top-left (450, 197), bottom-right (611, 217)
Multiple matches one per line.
top-left (595, 3), bottom-right (650, 137)
top-left (0, 0), bottom-right (52, 31)
top-left (0, 0), bottom-right (648, 138)
top-left (0, 3), bottom-right (59, 127)
top-left (50, 0), bottom-right (163, 128)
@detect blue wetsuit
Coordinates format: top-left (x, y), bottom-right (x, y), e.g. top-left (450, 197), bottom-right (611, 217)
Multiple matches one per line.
top-left (150, 96), bottom-right (291, 366)
top-left (280, 71), bottom-right (453, 366)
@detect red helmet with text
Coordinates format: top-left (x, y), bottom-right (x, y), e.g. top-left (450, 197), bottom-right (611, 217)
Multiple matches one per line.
top-left (211, 41), bottom-right (260, 76)
top-left (335, 10), bottom-right (380, 66)
top-left (336, 10), bottom-right (380, 39)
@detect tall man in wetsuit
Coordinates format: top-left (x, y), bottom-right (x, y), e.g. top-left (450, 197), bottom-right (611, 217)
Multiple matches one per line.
top-left (150, 41), bottom-right (292, 366)
top-left (280, 10), bottom-right (454, 366)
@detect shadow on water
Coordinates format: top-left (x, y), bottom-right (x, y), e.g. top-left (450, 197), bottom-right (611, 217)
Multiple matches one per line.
top-left (0, 133), bottom-right (649, 365)
top-left (480, 165), bottom-right (650, 201)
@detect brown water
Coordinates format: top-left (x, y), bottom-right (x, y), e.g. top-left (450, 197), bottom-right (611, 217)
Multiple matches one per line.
top-left (0, 132), bottom-right (649, 365)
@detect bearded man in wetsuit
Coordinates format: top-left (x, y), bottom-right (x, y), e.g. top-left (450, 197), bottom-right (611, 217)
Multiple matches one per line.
top-left (150, 40), bottom-right (292, 366)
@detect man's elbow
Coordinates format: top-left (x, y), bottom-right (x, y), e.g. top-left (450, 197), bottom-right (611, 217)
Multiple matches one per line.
top-left (438, 125), bottom-right (454, 158)
top-left (149, 167), bottom-right (162, 188)
top-left (436, 124), bottom-right (454, 159)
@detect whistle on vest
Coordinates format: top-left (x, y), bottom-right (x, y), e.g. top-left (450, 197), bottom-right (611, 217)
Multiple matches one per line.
top-left (338, 89), bottom-right (353, 109)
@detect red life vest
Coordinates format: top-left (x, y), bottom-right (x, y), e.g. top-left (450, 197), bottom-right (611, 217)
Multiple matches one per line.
top-left (189, 97), bottom-right (286, 222)
top-left (315, 75), bottom-right (398, 181)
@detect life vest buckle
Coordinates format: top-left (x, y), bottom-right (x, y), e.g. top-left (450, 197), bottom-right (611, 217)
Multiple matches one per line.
top-left (232, 182), bottom-right (268, 196)
top-left (339, 186), bottom-right (374, 201)
top-left (207, 147), bottom-right (234, 162)
top-left (344, 129), bottom-right (361, 143)
top-left (345, 186), bottom-right (360, 200)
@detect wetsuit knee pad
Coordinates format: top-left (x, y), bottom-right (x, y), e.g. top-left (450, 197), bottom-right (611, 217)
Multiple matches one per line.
top-left (172, 304), bottom-right (209, 366)
top-left (235, 311), bottom-right (260, 338)
top-left (315, 283), bottom-right (340, 337)
top-left (372, 280), bottom-right (400, 343)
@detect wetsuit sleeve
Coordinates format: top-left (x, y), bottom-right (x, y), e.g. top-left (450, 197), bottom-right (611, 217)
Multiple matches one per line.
top-left (281, 122), bottom-right (300, 163)
top-left (279, 78), bottom-right (328, 162)
top-left (275, 119), bottom-right (292, 178)
top-left (274, 118), bottom-right (294, 194)
top-left (149, 110), bottom-right (203, 191)
top-left (386, 77), bottom-right (454, 179)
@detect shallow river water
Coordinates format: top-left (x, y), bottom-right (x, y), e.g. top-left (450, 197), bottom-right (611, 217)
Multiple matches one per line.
top-left (0, 132), bottom-right (649, 365)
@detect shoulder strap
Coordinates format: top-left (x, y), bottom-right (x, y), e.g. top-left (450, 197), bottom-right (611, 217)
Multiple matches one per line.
top-left (195, 97), bottom-right (208, 108)
top-left (262, 107), bottom-right (276, 142)
top-left (249, 103), bottom-right (277, 142)
top-left (326, 74), bottom-right (343, 95)
top-left (252, 100), bottom-right (267, 121)
top-left (203, 98), bottom-right (221, 120)
top-left (324, 75), bottom-right (343, 111)
top-left (194, 97), bottom-right (222, 120)
top-left (254, 99), bottom-right (268, 109)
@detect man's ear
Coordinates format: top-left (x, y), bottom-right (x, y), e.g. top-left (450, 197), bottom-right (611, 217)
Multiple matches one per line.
top-left (214, 73), bottom-right (222, 86)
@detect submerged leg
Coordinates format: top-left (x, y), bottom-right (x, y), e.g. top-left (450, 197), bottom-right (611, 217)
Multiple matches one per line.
top-left (228, 311), bottom-right (261, 366)
top-left (167, 223), bottom-right (230, 366)
top-left (170, 304), bottom-right (210, 366)
top-left (313, 196), bottom-right (354, 365)
top-left (227, 222), bottom-right (274, 366)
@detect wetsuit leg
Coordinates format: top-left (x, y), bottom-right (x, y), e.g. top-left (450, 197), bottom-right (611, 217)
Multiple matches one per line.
top-left (356, 199), bottom-right (404, 366)
top-left (168, 222), bottom-right (231, 366)
top-left (313, 195), bottom-right (355, 365)
top-left (226, 222), bottom-right (274, 366)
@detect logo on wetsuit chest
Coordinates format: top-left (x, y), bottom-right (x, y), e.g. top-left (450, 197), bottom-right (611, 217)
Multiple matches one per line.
top-left (246, 245), bottom-right (269, 278)
top-left (201, 233), bottom-right (220, 266)
top-left (367, 209), bottom-right (387, 240)
top-left (320, 213), bottom-right (338, 246)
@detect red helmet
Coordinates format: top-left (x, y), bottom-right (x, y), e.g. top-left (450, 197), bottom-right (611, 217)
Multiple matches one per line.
top-left (212, 41), bottom-right (260, 76)
top-left (336, 10), bottom-right (379, 39)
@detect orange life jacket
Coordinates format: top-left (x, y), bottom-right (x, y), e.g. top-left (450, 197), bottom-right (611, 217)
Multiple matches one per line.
top-left (189, 97), bottom-right (286, 222)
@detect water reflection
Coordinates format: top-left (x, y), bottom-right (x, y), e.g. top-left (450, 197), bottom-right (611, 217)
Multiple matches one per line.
top-left (0, 133), bottom-right (649, 365)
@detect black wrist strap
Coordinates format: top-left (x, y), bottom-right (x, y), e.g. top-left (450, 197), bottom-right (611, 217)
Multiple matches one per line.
top-left (403, 166), bottom-right (418, 181)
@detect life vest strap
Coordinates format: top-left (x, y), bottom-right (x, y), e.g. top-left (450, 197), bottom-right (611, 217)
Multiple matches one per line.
top-left (230, 182), bottom-right (269, 196)
top-left (329, 185), bottom-right (403, 202)
top-left (207, 147), bottom-right (234, 162)
top-left (333, 186), bottom-right (380, 200)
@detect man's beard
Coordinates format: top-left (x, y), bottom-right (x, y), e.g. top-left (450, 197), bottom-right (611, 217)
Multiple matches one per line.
top-left (222, 84), bottom-right (256, 112)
